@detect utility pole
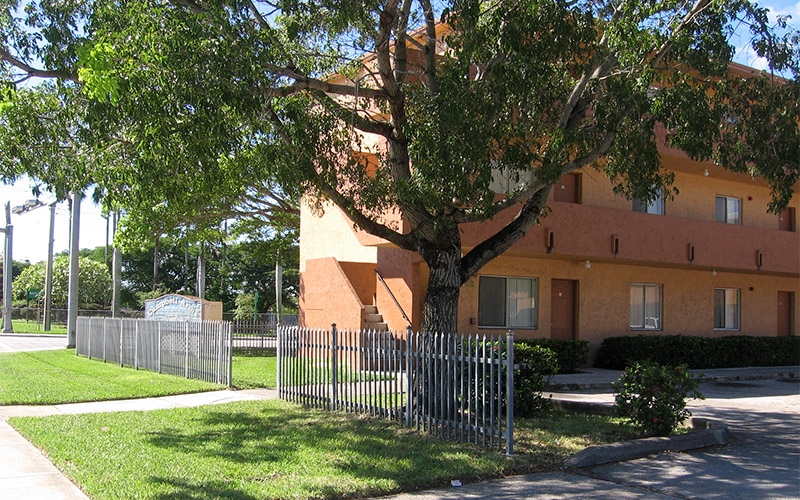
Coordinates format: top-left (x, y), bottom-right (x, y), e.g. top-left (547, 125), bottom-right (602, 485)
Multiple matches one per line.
top-left (66, 191), bottom-right (81, 348)
top-left (43, 202), bottom-right (56, 330)
top-left (275, 250), bottom-right (282, 325)
top-left (1, 202), bottom-right (13, 333)
top-left (111, 212), bottom-right (122, 318)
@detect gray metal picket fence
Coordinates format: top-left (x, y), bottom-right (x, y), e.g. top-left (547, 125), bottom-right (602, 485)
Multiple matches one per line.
top-left (277, 325), bottom-right (515, 454)
top-left (76, 317), bottom-right (233, 385)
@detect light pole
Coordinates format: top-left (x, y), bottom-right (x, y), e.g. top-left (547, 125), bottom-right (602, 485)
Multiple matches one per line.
top-left (12, 199), bottom-right (56, 331)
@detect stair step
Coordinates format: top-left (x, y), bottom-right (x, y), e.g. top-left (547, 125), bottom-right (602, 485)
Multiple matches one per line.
top-left (364, 322), bottom-right (389, 331)
top-left (364, 305), bottom-right (379, 315)
top-left (364, 313), bottom-right (384, 323)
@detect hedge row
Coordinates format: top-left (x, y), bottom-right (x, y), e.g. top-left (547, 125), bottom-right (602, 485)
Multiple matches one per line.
top-left (596, 334), bottom-right (800, 370)
top-left (517, 338), bottom-right (590, 373)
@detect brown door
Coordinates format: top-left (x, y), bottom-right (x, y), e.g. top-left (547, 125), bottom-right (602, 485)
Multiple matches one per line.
top-left (551, 279), bottom-right (576, 340)
top-left (554, 174), bottom-right (581, 204)
top-left (778, 208), bottom-right (795, 232)
top-left (777, 292), bottom-right (794, 337)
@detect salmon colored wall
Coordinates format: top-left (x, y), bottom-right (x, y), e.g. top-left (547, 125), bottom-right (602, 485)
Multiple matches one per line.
top-left (299, 257), bottom-right (365, 331)
top-left (458, 255), bottom-right (800, 351)
top-left (299, 202), bottom-right (377, 273)
top-left (375, 247), bottom-right (424, 332)
top-left (339, 262), bottom-right (377, 306)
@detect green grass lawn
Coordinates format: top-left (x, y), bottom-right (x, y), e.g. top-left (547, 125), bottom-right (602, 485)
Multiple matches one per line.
top-left (9, 401), bottom-right (637, 500)
top-left (231, 354), bottom-right (277, 388)
top-left (10, 319), bottom-right (67, 334)
top-left (0, 350), bottom-right (222, 405)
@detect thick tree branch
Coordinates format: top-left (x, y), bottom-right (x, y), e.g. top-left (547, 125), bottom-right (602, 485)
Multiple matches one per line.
top-left (459, 187), bottom-right (552, 281)
top-left (0, 49), bottom-right (78, 83)
top-left (419, 0), bottom-right (438, 93)
top-left (308, 89), bottom-right (395, 137)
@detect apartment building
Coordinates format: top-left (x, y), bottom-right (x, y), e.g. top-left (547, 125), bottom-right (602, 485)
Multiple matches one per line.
top-left (299, 124), bottom-right (799, 352)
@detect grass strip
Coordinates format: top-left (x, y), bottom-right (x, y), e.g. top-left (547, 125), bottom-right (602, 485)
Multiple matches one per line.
top-left (10, 320), bottom-right (67, 334)
top-left (0, 349), bottom-right (222, 405)
top-left (9, 400), bottom-right (638, 500)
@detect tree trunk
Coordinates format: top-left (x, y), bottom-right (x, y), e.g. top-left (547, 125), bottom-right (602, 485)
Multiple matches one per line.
top-left (419, 238), bottom-right (463, 333)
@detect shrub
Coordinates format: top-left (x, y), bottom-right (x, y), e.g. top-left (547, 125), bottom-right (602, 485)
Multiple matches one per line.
top-left (596, 334), bottom-right (800, 370)
top-left (613, 361), bottom-right (704, 437)
top-left (514, 343), bottom-right (559, 417)
top-left (518, 339), bottom-right (590, 373)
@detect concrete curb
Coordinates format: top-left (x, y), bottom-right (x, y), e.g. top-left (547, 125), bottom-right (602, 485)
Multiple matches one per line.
top-left (565, 417), bottom-right (729, 468)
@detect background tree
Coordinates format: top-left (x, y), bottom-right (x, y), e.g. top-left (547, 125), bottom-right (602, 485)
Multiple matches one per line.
top-left (12, 256), bottom-right (112, 308)
top-left (2, 0), bottom-right (797, 332)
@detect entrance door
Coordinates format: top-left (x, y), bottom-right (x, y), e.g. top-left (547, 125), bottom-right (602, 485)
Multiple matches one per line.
top-left (777, 292), bottom-right (794, 337)
top-left (554, 174), bottom-right (581, 204)
top-left (551, 279), bottom-right (577, 340)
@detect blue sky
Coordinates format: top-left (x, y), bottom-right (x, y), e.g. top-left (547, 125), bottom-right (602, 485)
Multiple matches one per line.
top-left (1, 1), bottom-right (797, 263)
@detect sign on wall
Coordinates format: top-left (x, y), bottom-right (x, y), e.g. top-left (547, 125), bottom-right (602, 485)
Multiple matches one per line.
top-left (144, 294), bottom-right (223, 321)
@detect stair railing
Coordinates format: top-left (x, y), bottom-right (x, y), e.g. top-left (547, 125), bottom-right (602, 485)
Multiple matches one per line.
top-left (375, 269), bottom-right (412, 326)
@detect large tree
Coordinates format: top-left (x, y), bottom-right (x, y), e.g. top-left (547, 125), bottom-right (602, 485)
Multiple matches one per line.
top-left (1, 0), bottom-right (798, 332)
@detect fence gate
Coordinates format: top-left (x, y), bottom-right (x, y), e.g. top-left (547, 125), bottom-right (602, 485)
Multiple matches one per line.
top-left (277, 325), bottom-right (515, 454)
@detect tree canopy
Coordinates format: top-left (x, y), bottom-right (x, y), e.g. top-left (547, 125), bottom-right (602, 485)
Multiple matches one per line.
top-left (12, 255), bottom-right (112, 308)
top-left (1, 0), bottom-right (798, 331)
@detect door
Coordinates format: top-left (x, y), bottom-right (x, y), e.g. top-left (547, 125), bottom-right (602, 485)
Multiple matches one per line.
top-left (778, 208), bottom-right (795, 232)
top-left (777, 292), bottom-right (794, 337)
top-left (554, 174), bottom-right (581, 204)
top-left (551, 279), bottom-right (577, 340)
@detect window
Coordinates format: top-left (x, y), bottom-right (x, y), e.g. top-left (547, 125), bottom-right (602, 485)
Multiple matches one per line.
top-left (715, 196), bottom-right (741, 224)
top-left (478, 276), bottom-right (538, 328)
top-left (630, 284), bottom-right (663, 330)
top-left (489, 162), bottom-right (534, 195)
top-left (633, 189), bottom-right (665, 215)
top-left (714, 288), bottom-right (740, 330)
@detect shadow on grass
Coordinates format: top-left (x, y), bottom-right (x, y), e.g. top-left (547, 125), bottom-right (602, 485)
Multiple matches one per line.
top-left (144, 403), bottom-right (503, 498)
top-left (150, 477), bottom-right (260, 500)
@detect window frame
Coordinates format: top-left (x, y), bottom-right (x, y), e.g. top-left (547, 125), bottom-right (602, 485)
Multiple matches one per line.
top-left (629, 283), bottom-right (663, 331)
top-left (633, 189), bottom-right (665, 215)
top-left (478, 275), bottom-right (538, 329)
top-left (715, 196), bottom-right (742, 225)
top-left (713, 288), bottom-right (741, 331)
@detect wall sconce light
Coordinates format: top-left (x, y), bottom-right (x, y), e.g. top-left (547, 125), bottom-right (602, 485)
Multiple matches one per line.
top-left (584, 260), bottom-right (592, 269)
top-left (756, 250), bottom-right (763, 270)
top-left (546, 229), bottom-right (555, 254)
top-left (612, 235), bottom-right (620, 257)
top-left (711, 269), bottom-right (717, 276)
top-left (703, 169), bottom-right (709, 177)
top-left (688, 243), bottom-right (695, 264)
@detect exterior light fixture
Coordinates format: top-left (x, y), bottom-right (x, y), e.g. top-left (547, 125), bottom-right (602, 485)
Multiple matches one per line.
top-left (584, 260), bottom-right (592, 269)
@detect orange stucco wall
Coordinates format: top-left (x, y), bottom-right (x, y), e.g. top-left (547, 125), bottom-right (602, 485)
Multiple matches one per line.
top-left (299, 257), bottom-right (366, 331)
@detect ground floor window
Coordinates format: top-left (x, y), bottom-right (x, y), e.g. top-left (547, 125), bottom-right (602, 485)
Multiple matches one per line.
top-left (714, 288), bottom-right (741, 330)
top-left (630, 284), bottom-right (663, 330)
top-left (478, 276), bottom-right (538, 328)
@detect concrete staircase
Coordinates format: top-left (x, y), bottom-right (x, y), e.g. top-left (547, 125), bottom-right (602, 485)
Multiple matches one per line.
top-left (363, 305), bottom-right (389, 331)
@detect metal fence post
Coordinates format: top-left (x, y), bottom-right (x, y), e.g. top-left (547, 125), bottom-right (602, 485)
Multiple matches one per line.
top-left (405, 326), bottom-right (413, 427)
top-left (134, 321), bottom-right (139, 370)
top-left (505, 330), bottom-right (515, 456)
top-left (227, 321), bottom-right (233, 386)
top-left (185, 321), bottom-right (190, 379)
top-left (276, 324), bottom-right (283, 396)
top-left (331, 323), bottom-right (338, 411)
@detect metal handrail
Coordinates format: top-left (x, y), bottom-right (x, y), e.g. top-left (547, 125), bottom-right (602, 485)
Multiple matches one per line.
top-left (375, 269), bottom-right (412, 326)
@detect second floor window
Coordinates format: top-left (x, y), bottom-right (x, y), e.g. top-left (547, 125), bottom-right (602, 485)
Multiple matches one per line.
top-left (715, 196), bottom-right (741, 224)
top-left (633, 189), bottom-right (665, 215)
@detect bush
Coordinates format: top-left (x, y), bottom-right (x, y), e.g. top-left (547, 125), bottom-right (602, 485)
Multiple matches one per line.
top-left (514, 343), bottom-right (559, 417)
top-left (518, 338), bottom-right (590, 373)
top-left (613, 361), bottom-right (704, 437)
top-left (596, 334), bottom-right (800, 370)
